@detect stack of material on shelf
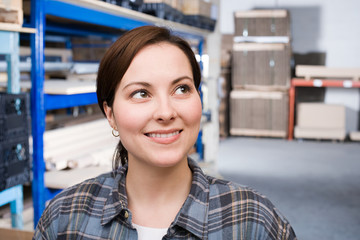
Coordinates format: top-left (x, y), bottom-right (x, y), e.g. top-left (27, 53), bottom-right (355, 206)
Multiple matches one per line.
top-left (43, 119), bottom-right (117, 171)
top-left (0, 0), bottom-right (23, 26)
top-left (142, 0), bottom-right (184, 23)
top-left (181, 0), bottom-right (217, 31)
top-left (294, 103), bottom-right (346, 141)
top-left (71, 37), bottom-right (113, 62)
top-left (230, 9), bottom-right (291, 138)
top-left (230, 90), bottom-right (288, 138)
top-left (0, 93), bottom-right (31, 191)
top-left (43, 119), bottom-right (117, 189)
top-left (294, 65), bottom-right (360, 141)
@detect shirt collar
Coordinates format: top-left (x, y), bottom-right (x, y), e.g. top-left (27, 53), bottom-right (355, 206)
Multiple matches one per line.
top-left (100, 158), bottom-right (210, 239)
top-left (101, 165), bottom-right (129, 226)
top-left (171, 158), bottom-right (210, 239)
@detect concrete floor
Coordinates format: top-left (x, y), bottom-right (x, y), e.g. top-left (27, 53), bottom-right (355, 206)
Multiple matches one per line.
top-left (217, 137), bottom-right (360, 240)
top-left (1, 136), bottom-right (360, 239)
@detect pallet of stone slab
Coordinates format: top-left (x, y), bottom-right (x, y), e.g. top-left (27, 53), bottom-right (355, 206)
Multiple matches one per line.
top-left (294, 103), bottom-right (346, 141)
top-left (295, 65), bottom-right (360, 81)
top-left (349, 131), bottom-right (360, 141)
top-left (0, 0), bottom-right (23, 25)
top-left (234, 9), bottom-right (290, 37)
top-left (232, 43), bottom-right (291, 89)
top-left (43, 119), bottom-right (117, 170)
top-left (229, 89), bottom-right (288, 138)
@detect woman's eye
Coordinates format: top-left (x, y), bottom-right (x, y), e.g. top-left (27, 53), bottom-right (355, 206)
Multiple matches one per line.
top-left (132, 90), bottom-right (149, 99)
top-left (174, 85), bottom-right (190, 95)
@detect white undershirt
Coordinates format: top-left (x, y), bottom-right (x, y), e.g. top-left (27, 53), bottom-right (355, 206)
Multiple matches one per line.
top-left (133, 223), bottom-right (168, 240)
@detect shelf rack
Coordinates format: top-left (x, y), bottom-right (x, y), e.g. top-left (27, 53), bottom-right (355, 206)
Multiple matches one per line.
top-left (288, 78), bottom-right (360, 140)
top-left (0, 25), bottom-right (35, 229)
top-left (30, 0), bottom-right (212, 226)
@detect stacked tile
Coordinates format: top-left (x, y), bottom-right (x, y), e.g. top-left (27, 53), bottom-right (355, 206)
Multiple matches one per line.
top-left (230, 9), bottom-right (291, 138)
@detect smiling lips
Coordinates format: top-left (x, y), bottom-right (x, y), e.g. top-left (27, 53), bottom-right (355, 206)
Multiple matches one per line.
top-left (145, 130), bottom-right (182, 144)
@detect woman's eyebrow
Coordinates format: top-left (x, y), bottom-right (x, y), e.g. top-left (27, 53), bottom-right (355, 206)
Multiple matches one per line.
top-left (172, 76), bottom-right (193, 85)
top-left (122, 76), bottom-right (193, 90)
top-left (122, 81), bottom-right (151, 90)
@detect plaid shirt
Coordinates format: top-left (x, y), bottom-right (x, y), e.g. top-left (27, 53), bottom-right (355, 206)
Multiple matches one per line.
top-left (33, 158), bottom-right (296, 239)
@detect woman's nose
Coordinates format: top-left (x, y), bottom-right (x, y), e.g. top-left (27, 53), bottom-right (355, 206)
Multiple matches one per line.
top-left (153, 97), bottom-right (177, 122)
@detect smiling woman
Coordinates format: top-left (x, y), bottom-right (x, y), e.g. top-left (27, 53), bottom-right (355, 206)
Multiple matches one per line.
top-left (33, 26), bottom-right (297, 240)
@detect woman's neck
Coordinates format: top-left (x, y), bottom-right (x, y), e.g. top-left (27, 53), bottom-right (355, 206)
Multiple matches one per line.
top-left (125, 158), bottom-right (192, 228)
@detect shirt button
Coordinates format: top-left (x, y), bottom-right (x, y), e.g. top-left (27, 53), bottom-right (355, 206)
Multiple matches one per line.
top-left (124, 210), bottom-right (129, 219)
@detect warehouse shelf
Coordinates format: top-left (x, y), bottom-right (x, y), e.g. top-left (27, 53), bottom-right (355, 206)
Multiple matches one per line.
top-left (288, 78), bottom-right (360, 140)
top-left (0, 25), bottom-right (35, 229)
top-left (30, 0), bottom-right (213, 226)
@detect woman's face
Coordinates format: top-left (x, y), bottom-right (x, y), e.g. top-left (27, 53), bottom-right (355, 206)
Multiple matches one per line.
top-left (104, 42), bottom-right (202, 168)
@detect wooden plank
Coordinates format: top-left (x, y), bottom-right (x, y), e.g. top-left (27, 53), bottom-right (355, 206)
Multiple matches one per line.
top-left (294, 127), bottom-right (346, 141)
top-left (230, 89), bottom-right (286, 100)
top-left (230, 128), bottom-right (287, 138)
top-left (0, 23), bottom-right (35, 33)
top-left (296, 65), bottom-right (360, 81)
top-left (233, 42), bottom-right (286, 51)
top-left (233, 84), bottom-right (289, 92)
top-left (0, 79), bottom-right (97, 94)
top-left (44, 166), bottom-right (111, 189)
top-left (234, 9), bottom-right (288, 18)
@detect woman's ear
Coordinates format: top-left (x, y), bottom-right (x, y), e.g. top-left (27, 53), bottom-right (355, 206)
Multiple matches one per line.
top-left (103, 101), bottom-right (116, 129)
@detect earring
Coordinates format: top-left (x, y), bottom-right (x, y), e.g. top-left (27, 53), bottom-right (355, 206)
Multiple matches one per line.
top-left (112, 128), bottom-right (119, 137)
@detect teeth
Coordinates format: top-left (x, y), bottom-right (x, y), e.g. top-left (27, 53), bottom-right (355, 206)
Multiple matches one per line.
top-left (148, 131), bottom-right (180, 138)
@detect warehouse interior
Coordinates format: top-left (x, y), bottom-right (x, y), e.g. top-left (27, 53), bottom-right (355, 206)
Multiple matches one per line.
top-left (0, 0), bottom-right (359, 239)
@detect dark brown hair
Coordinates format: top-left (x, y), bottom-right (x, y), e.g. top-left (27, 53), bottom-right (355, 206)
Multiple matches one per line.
top-left (96, 25), bottom-right (201, 170)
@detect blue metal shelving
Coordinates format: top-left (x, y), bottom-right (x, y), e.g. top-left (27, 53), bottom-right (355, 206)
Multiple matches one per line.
top-left (30, 0), bottom-right (209, 226)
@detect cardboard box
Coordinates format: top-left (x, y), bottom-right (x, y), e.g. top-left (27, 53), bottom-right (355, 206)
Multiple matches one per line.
top-left (232, 43), bottom-right (291, 89)
top-left (230, 90), bottom-right (288, 138)
top-left (294, 103), bottom-right (346, 140)
top-left (221, 34), bottom-right (233, 68)
top-left (0, 228), bottom-right (33, 240)
top-left (350, 131), bottom-right (360, 141)
top-left (182, 0), bottom-right (211, 18)
top-left (0, 0), bottom-right (23, 25)
top-left (234, 9), bottom-right (290, 37)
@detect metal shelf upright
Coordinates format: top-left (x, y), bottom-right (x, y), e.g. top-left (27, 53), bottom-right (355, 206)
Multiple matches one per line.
top-left (30, 0), bottom-right (211, 226)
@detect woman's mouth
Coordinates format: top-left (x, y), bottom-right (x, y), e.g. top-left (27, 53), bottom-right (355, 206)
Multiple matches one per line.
top-left (146, 130), bottom-right (181, 138)
top-left (145, 130), bottom-right (182, 144)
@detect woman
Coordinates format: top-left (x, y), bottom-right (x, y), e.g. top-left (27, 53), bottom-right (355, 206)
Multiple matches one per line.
top-left (33, 26), bottom-right (296, 239)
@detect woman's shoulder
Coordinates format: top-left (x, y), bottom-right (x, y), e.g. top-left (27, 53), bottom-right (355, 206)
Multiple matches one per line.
top-left (207, 175), bottom-right (269, 202)
top-left (40, 171), bottom-right (116, 224)
top-left (52, 171), bottom-right (115, 202)
top-left (206, 175), bottom-right (296, 239)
